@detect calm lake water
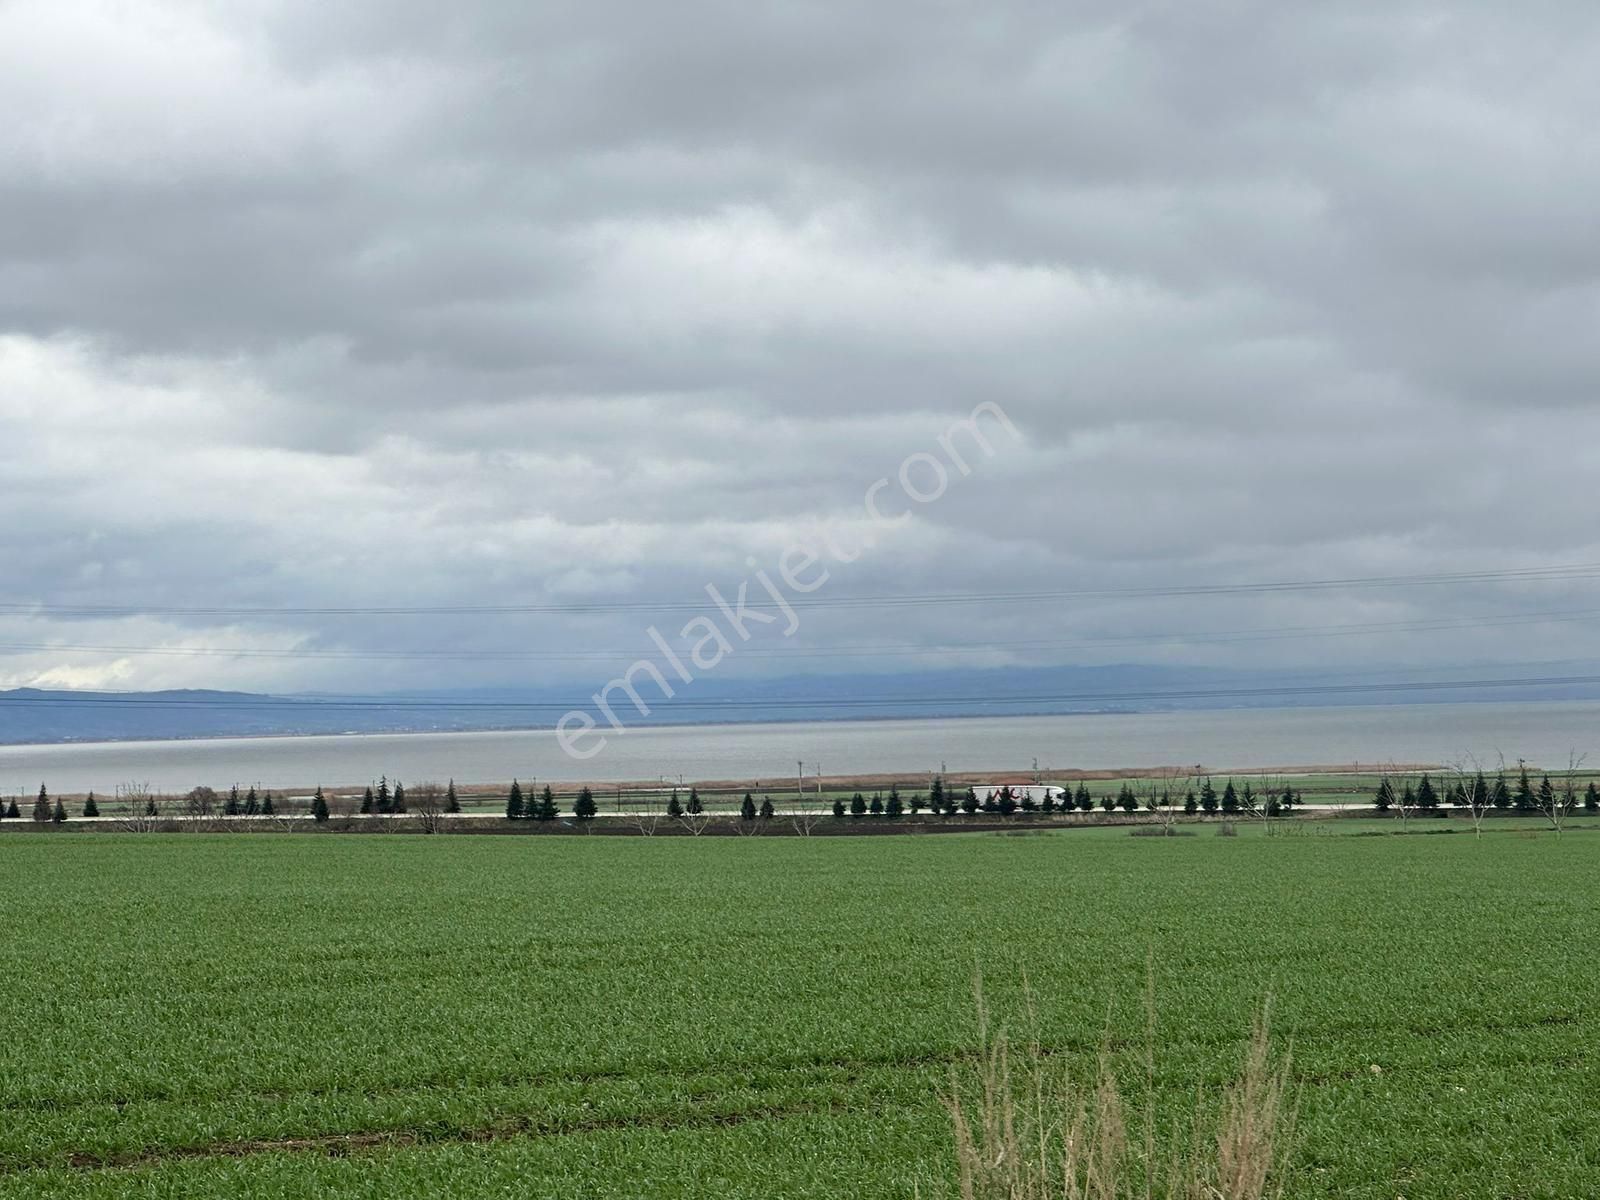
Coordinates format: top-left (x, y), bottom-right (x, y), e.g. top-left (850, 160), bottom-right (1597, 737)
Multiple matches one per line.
top-left (3, 701), bottom-right (1599, 795)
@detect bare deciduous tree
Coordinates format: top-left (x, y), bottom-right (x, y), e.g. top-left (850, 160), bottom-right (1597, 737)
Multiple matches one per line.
top-left (1385, 764), bottom-right (1417, 833)
top-left (678, 810), bottom-right (713, 837)
top-left (117, 782), bottom-right (163, 833)
top-left (1240, 773), bottom-right (1286, 834)
top-left (778, 763), bottom-right (827, 836)
top-left (1535, 751), bottom-right (1585, 836)
top-left (183, 786), bottom-right (218, 817)
top-left (412, 782), bottom-right (447, 834)
top-left (1144, 768), bottom-right (1192, 835)
top-left (629, 804), bottom-right (665, 836)
top-left (1446, 755), bottom-right (1496, 840)
top-left (789, 798), bottom-right (824, 837)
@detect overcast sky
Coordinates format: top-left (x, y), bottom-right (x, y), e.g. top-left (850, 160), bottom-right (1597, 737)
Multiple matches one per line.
top-left (2, 0), bottom-right (1598, 696)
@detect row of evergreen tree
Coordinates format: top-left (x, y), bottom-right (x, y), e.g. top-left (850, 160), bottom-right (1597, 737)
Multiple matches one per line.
top-left (503, 780), bottom-right (597, 820)
top-left (0, 786), bottom-right (71, 822)
top-left (822, 778), bottom-right (1300, 818)
top-left (0, 783), bottom-right (288, 822)
top-left (358, 776), bottom-right (414, 815)
top-left (1374, 768), bottom-right (1600, 813)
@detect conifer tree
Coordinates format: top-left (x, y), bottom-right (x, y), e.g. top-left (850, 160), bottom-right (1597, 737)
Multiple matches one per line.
top-left (312, 786), bottom-right (330, 823)
top-left (573, 786), bottom-right (597, 820)
top-left (145, 796), bottom-right (159, 816)
top-left (1538, 774), bottom-right (1556, 814)
top-left (929, 776), bottom-right (945, 813)
top-left (1075, 783), bottom-right (1092, 812)
top-left (1586, 782), bottom-right (1599, 813)
top-left (6, 798), bottom-right (19, 819)
top-left (1184, 791), bottom-right (1198, 814)
top-left (869, 794), bottom-right (884, 816)
top-left (686, 787), bottom-right (703, 815)
top-left (261, 792), bottom-right (275, 816)
top-left (390, 781), bottom-right (406, 813)
top-left (0, 798), bottom-right (9, 820)
top-left (244, 787), bottom-right (259, 816)
top-left (538, 785), bottom-right (558, 820)
top-left (740, 793), bottom-right (757, 821)
top-left (446, 780), bottom-right (461, 813)
top-left (1402, 782), bottom-right (1416, 809)
top-left (1375, 776), bottom-right (1395, 812)
top-left (82, 792), bottom-right (99, 818)
top-left (52, 797), bottom-right (66, 823)
top-left (225, 785), bottom-right (241, 816)
top-left (1416, 774), bottom-right (1438, 810)
top-left (886, 791), bottom-right (904, 819)
top-left (33, 785), bottom-right (50, 823)
top-left (1200, 778), bottom-right (1218, 814)
top-left (759, 796), bottom-right (776, 819)
top-left (666, 790), bottom-right (684, 818)
top-left (850, 793), bottom-right (867, 817)
top-left (1515, 766), bottom-right (1535, 811)
top-left (832, 797), bottom-right (846, 818)
top-left (1221, 780), bottom-right (1239, 814)
top-left (1041, 792), bottom-right (1056, 814)
top-left (376, 776), bottom-right (391, 814)
top-left (1099, 793), bottom-right (1115, 813)
top-left (360, 786), bottom-right (374, 814)
top-left (507, 779), bottom-right (524, 820)
top-left (1492, 773), bottom-right (1511, 809)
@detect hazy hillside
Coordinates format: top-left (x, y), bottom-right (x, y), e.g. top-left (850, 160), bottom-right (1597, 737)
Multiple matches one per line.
top-left (5, 665), bottom-right (1600, 745)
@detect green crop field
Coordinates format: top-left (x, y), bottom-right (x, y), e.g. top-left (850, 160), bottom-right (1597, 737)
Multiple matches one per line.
top-left (1, 827), bottom-right (1596, 1198)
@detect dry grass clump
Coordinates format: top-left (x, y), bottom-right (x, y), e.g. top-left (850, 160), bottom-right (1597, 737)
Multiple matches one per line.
top-left (946, 979), bottom-right (1294, 1200)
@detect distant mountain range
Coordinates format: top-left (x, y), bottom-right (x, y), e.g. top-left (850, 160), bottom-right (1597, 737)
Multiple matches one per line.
top-left (4, 664), bottom-right (1600, 744)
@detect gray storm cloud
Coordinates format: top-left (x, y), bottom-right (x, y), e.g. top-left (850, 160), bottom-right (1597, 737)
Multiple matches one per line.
top-left (1, 0), bottom-right (1598, 693)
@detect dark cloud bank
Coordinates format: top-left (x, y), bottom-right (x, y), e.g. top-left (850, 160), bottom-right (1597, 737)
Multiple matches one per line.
top-left (1, 0), bottom-right (1597, 707)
